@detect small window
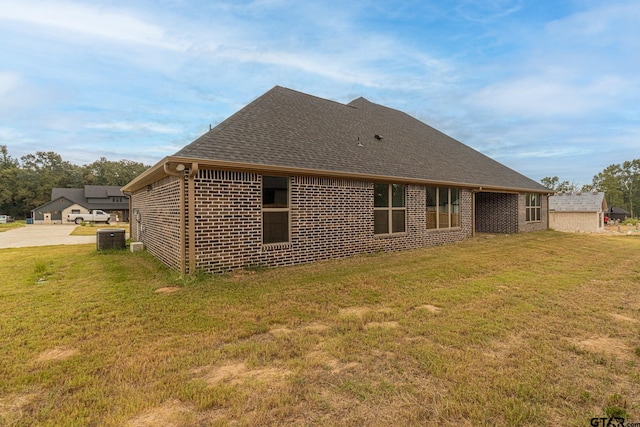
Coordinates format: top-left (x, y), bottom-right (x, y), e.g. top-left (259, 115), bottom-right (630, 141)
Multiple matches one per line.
top-left (426, 187), bottom-right (460, 229)
top-left (71, 209), bottom-right (80, 214)
top-left (262, 176), bottom-right (290, 244)
top-left (374, 183), bottom-right (405, 234)
top-left (525, 193), bottom-right (541, 222)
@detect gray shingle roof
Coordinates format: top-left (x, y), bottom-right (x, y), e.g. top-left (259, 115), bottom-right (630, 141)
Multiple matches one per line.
top-left (173, 86), bottom-right (548, 191)
top-left (49, 186), bottom-right (128, 210)
top-left (549, 192), bottom-right (606, 212)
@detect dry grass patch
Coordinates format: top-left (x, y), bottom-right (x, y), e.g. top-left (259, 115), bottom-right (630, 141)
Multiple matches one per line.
top-left (194, 362), bottom-right (291, 386)
top-left (154, 286), bottom-right (181, 294)
top-left (126, 399), bottom-right (193, 427)
top-left (35, 347), bottom-right (79, 363)
top-left (610, 313), bottom-right (639, 324)
top-left (575, 337), bottom-right (634, 362)
top-left (415, 304), bottom-right (442, 313)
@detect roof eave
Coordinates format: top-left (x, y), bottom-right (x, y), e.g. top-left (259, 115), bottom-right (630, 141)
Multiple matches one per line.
top-left (124, 156), bottom-right (548, 194)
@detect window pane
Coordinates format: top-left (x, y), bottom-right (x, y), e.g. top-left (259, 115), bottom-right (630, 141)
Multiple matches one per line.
top-left (426, 187), bottom-right (437, 229)
top-left (392, 184), bottom-right (405, 207)
top-left (374, 210), bottom-right (389, 234)
top-left (263, 176), bottom-right (289, 208)
top-left (374, 184), bottom-right (388, 208)
top-left (451, 189), bottom-right (460, 227)
top-left (535, 207), bottom-right (541, 221)
top-left (263, 211), bottom-right (289, 244)
top-left (426, 187), bottom-right (436, 208)
top-left (526, 209), bottom-right (531, 222)
top-left (392, 210), bottom-right (405, 233)
top-left (439, 187), bottom-right (449, 228)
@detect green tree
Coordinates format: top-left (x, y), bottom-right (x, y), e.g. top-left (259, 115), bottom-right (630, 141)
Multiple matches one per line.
top-left (591, 164), bottom-right (625, 212)
top-left (83, 157), bottom-right (148, 186)
top-left (540, 176), bottom-right (580, 192)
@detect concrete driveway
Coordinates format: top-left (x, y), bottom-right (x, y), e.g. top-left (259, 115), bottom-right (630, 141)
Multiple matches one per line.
top-left (0, 224), bottom-right (96, 248)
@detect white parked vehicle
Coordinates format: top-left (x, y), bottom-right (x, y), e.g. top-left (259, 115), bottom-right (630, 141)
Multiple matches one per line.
top-left (67, 210), bottom-right (111, 224)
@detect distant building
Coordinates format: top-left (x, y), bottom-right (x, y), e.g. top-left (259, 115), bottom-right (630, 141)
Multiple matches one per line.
top-left (549, 191), bottom-right (607, 233)
top-left (608, 206), bottom-right (629, 222)
top-left (31, 185), bottom-right (129, 224)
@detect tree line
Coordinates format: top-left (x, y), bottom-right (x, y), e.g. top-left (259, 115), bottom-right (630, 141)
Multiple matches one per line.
top-left (0, 145), bottom-right (149, 219)
top-left (541, 159), bottom-right (640, 218)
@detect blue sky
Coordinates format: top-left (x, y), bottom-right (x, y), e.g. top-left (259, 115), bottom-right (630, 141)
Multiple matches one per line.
top-left (1, 0), bottom-right (638, 186)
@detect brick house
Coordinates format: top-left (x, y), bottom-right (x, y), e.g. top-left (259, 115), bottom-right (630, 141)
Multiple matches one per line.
top-left (123, 86), bottom-right (549, 274)
top-left (549, 191), bottom-right (607, 233)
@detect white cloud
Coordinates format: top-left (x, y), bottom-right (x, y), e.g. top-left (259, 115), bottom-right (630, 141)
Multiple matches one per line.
top-left (466, 73), bottom-right (626, 117)
top-left (86, 121), bottom-right (181, 134)
top-left (0, 0), bottom-right (188, 51)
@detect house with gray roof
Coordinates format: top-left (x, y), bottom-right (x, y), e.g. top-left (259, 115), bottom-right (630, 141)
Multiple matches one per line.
top-left (549, 191), bottom-right (607, 233)
top-left (123, 86), bottom-right (549, 274)
top-left (31, 185), bottom-right (129, 224)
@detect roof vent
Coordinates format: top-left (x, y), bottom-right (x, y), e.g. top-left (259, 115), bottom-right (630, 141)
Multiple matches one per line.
top-left (374, 134), bottom-right (383, 140)
top-left (357, 136), bottom-right (363, 147)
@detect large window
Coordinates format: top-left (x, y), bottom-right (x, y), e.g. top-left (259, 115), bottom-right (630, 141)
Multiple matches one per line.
top-left (525, 193), bottom-right (541, 222)
top-left (262, 176), bottom-right (290, 244)
top-left (426, 187), bottom-right (460, 229)
top-left (374, 183), bottom-right (406, 234)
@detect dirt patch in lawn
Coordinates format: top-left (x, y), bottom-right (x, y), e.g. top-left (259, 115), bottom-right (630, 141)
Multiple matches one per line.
top-left (195, 362), bottom-right (291, 386)
top-left (155, 287), bottom-right (181, 294)
top-left (127, 399), bottom-right (192, 427)
top-left (415, 304), bottom-right (441, 313)
top-left (610, 313), bottom-right (639, 324)
top-left (306, 349), bottom-right (359, 374)
top-left (35, 347), bottom-right (78, 363)
top-left (576, 337), bottom-right (633, 361)
top-left (269, 327), bottom-right (294, 336)
top-left (0, 392), bottom-right (40, 424)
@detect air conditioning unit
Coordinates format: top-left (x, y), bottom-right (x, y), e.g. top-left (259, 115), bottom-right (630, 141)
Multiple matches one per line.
top-left (96, 228), bottom-right (126, 251)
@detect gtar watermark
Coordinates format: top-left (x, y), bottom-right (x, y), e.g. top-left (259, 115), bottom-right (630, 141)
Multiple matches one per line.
top-left (590, 417), bottom-right (640, 427)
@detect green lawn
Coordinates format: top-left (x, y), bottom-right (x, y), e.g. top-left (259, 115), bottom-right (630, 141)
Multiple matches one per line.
top-left (0, 220), bottom-right (25, 232)
top-left (70, 223), bottom-right (131, 236)
top-left (1, 231), bottom-right (639, 426)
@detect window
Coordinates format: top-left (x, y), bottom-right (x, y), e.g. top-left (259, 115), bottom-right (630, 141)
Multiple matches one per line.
top-left (426, 187), bottom-right (460, 229)
top-left (374, 183), bottom-right (405, 234)
top-left (525, 193), bottom-right (541, 222)
top-left (71, 209), bottom-right (80, 214)
top-left (262, 176), bottom-right (290, 244)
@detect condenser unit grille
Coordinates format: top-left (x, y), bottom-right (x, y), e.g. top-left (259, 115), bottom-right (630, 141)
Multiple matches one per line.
top-left (96, 228), bottom-right (126, 251)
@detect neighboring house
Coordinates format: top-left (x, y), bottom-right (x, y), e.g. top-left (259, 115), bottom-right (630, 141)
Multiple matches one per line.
top-left (122, 86), bottom-right (549, 274)
top-left (31, 185), bottom-right (130, 224)
top-left (608, 206), bottom-right (629, 222)
top-left (549, 191), bottom-right (607, 233)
